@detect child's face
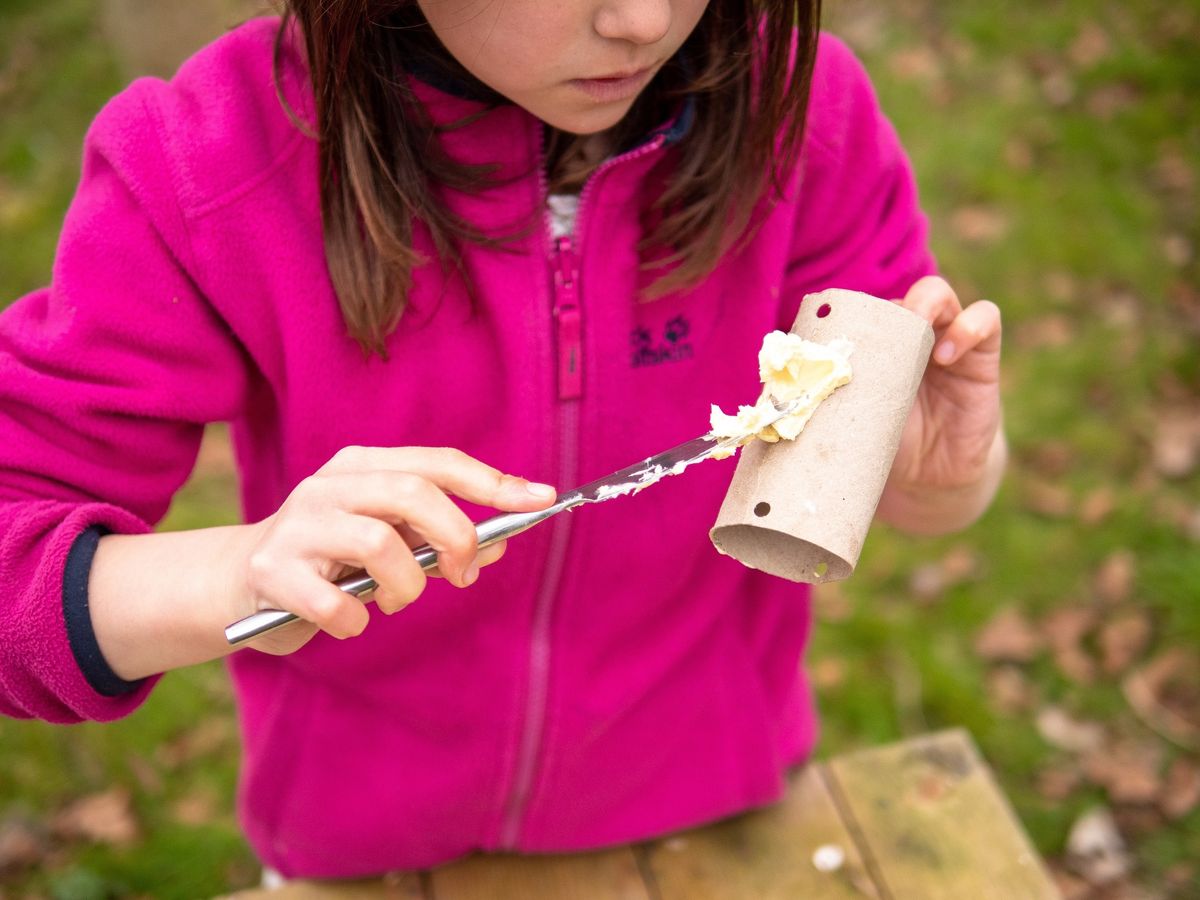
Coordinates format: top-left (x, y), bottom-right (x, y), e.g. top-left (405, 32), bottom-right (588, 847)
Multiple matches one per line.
top-left (416, 0), bottom-right (709, 135)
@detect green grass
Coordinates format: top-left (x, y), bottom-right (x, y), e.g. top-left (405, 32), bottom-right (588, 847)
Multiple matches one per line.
top-left (2, 0), bottom-right (1198, 894)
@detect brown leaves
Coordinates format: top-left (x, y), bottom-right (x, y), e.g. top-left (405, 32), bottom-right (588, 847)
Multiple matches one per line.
top-left (1123, 648), bottom-right (1200, 749)
top-left (0, 816), bottom-right (46, 873)
top-left (1152, 406), bottom-right (1200, 479)
top-left (1093, 550), bottom-right (1136, 606)
top-left (1082, 740), bottom-right (1164, 805)
top-left (948, 205), bottom-right (1010, 245)
top-left (1159, 758), bottom-right (1200, 820)
top-left (1098, 612), bottom-right (1152, 676)
top-left (1043, 605), bottom-right (1100, 685)
top-left (51, 788), bottom-right (140, 848)
top-left (975, 607), bottom-right (1043, 663)
top-left (907, 544), bottom-right (983, 603)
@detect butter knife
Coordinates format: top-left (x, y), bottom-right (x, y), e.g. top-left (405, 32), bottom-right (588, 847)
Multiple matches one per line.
top-left (224, 396), bottom-right (798, 645)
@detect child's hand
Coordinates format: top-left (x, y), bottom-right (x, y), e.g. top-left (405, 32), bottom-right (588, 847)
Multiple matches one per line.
top-left (235, 447), bottom-right (557, 654)
top-left (878, 276), bottom-right (1005, 534)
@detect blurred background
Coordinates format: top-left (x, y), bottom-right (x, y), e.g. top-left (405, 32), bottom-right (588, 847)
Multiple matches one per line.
top-left (0, 0), bottom-right (1197, 896)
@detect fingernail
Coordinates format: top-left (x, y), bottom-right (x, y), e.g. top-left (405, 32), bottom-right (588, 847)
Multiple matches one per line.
top-left (463, 562), bottom-right (480, 586)
top-left (526, 482), bottom-right (556, 499)
top-left (935, 340), bottom-right (956, 363)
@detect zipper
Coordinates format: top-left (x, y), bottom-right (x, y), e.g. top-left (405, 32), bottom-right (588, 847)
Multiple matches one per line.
top-left (553, 236), bottom-right (582, 400)
top-left (498, 129), bottom-right (668, 849)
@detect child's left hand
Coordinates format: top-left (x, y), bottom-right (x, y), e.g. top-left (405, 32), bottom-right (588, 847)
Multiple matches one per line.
top-left (888, 275), bottom-right (1003, 495)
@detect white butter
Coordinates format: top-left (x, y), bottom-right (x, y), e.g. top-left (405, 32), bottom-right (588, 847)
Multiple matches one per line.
top-left (710, 331), bottom-right (853, 452)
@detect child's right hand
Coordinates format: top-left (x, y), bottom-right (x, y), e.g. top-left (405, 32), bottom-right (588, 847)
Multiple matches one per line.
top-left (234, 447), bottom-right (557, 655)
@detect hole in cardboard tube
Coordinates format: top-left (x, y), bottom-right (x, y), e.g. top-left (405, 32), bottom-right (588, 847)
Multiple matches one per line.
top-left (754, 502), bottom-right (771, 517)
top-left (816, 303), bottom-right (832, 318)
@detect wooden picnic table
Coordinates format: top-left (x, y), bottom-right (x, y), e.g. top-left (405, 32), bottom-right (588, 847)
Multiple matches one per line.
top-left (223, 729), bottom-right (1060, 899)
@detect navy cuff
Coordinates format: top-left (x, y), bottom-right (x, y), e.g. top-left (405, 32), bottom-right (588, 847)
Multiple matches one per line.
top-left (63, 526), bottom-right (145, 697)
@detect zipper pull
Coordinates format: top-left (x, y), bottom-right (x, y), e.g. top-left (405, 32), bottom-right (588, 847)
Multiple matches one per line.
top-left (553, 236), bottom-right (582, 400)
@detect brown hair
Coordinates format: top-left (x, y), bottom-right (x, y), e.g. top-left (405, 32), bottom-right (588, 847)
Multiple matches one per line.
top-left (278, 0), bottom-right (822, 354)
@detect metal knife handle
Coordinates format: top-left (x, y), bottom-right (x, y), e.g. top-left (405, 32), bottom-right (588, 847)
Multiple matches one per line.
top-left (223, 502), bottom-right (569, 646)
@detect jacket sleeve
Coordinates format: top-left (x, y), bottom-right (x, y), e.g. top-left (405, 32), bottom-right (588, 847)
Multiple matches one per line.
top-left (0, 81), bottom-right (254, 723)
top-left (781, 34), bottom-right (937, 321)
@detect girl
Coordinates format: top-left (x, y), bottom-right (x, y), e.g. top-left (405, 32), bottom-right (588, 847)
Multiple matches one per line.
top-left (0, 0), bottom-right (1005, 880)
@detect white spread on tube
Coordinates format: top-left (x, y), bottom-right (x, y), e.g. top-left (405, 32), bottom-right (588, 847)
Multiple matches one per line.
top-left (709, 331), bottom-right (853, 458)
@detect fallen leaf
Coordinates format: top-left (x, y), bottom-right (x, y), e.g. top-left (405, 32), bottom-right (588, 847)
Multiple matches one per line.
top-left (1186, 506), bottom-right (1200, 543)
top-left (949, 205), bottom-right (1010, 245)
top-left (1044, 606), bottom-right (1099, 650)
top-left (1083, 740), bottom-right (1164, 804)
top-left (986, 665), bottom-right (1036, 714)
top-left (1042, 606), bottom-right (1099, 683)
top-left (1159, 758), bottom-right (1200, 820)
top-left (1022, 478), bottom-right (1073, 518)
top-left (1099, 611), bottom-right (1153, 675)
top-left (1111, 805), bottom-right (1165, 844)
top-left (1040, 71), bottom-right (1076, 107)
top-left (1123, 649), bottom-right (1200, 749)
top-left (1066, 806), bottom-right (1132, 885)
top-left (1153, 147), bottom-right (1194, 193)
top-left (1079, 486), bottom-right (1117, 526)
top-left (811, 657), bottom-right (846, 690)
top-left (171, 788), bottom-right (219, 827)
top-left (157, 717), bottom-right (237, 770)
top-left (1029, 439), bottom-right (1076, 476)
top-left (1067, 21), bottom-right (1112, 68)
top-left (1047, 862), bottom-right (1092, 900)
top-left (0, 817), bottom-right (45, 872)
top-left (975, 607), bottom-right (1044, 663)
top-left (1043, 270), bottom-right (1079, 303)
top-left (814, 582), bottom-right (852, 622)
top-left (1153, 408), bottom-right (1200, 479)
top-left (1037, 705), bottom-right (1106, 753)
top-left (1015, 315), bottom-right (1075, 351)
top-left (941, 545), bottom-right (982, 581)
top-left (887, 45), bottom-right (941, 82)
top-left (908, 562), bottom-right (947, 602)
top-left (52, 788), bottom-right (140, 847)
top-left (1003, 138), bottom-right (1034, 172)
top-left (125, 753), bottom-right (164, 796)
top-left (1165, 862), bottom-right (1198, 894)
top-left (1085, 83), bottom-right (1139, 121)
top-left (1055, 647), bottom-right (1098, 686)
top-left (1162, 233), bottom-right (1193, 268)
top-left (1035, 764), bottom-right (1082, 801)
top-left (1094, 550), bottom-right (1136, 605)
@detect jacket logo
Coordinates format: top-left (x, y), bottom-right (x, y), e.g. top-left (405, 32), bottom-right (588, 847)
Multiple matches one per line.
top-left (632, 315), bottom-right (694, 367)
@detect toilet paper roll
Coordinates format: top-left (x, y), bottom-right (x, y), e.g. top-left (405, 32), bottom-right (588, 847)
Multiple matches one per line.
top-left (710, 288), bottom-right (934, 582)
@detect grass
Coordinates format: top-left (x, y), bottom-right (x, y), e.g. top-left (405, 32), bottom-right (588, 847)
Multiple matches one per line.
top-left (1, 0), bottom-right (1197, 894)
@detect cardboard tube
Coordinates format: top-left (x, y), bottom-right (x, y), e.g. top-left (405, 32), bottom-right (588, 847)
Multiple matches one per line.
top-left (710, 289), bottom-right (934, 582)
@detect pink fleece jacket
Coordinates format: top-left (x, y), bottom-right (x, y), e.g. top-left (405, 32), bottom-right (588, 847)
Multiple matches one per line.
top-left (0, 19), bottom-right (933, 877)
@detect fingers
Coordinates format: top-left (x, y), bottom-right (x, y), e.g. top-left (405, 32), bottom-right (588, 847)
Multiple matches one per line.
top-left (901, 276), bottom-right (1001, 366)
top-left (933, 298), bottom-right (1002, 366)
top-left (307, 470), bottom-right (481, 588)
top-left (323, 446), bottom-right (557, 511)
top-left (241, 448), bottom-right (548, 645)
top-left (246, 553), bottom-right (372, 640)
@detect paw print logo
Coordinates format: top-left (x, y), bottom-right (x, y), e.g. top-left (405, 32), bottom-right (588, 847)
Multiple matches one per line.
top-left (631, 325), bottom-right (653, 350)
top-left (664, 315), bottom-right (690, 344)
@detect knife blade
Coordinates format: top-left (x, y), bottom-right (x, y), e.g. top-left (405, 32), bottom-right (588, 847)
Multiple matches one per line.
top-left (224, 396), bottom-right (799, 645)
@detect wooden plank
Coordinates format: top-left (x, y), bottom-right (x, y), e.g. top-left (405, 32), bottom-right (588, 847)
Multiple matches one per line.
top-left (429, 846), bottom-right (651, 900)
top-left (641, 765), bottom-right (880, 899)
top-left (824, 729), bottom-right (1060, 900)
top-left (216, 872), bottom-right (425, 899)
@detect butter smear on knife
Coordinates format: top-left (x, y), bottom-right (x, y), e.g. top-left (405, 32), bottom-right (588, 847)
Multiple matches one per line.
top-left (709, 331), bottom-right (854, 458)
